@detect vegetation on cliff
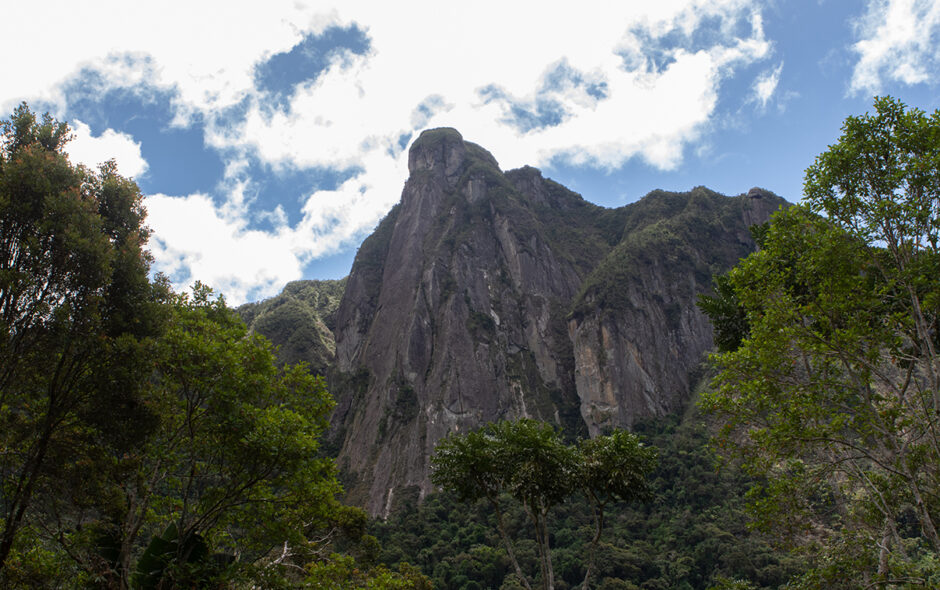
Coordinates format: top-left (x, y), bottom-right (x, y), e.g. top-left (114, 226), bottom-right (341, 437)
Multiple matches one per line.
top-left (374, 410), bottom-right (800, 590)
top-left (238, 278), bottom-right (346, 373)
top-left (570, 186), bottom-right (783, 322)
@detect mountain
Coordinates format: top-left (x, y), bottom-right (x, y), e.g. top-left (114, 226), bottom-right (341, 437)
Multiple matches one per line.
top-left (238, 278), bottom-right (345, 374)
top-left (321, 128), bottom-right (786, 515)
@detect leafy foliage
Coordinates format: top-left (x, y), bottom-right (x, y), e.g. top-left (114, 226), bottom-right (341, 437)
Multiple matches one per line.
top-left (379, 413), bottom-right (799, 589)
top-left (0, 103), bottom-right (167, 582)
top-left (697, 272), bottom-right (749, 353)
top-left (701, 97), bottom-right (940, 587)
top-left (432, 419), bottom-right (656, 590)
top-left (6, 283), bottom-right (355, 588)
top-left (119, 285), bottom-right (340, 586)
top-left (0, 104), bottom-right (428, 590)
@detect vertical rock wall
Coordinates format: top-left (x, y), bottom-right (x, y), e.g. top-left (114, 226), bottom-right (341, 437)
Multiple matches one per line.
top-left (327, 128), bottom-right (786, 515)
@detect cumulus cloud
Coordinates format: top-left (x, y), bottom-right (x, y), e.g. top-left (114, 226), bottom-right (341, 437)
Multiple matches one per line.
top-left (66, 120), bottom-right (148, 178)
top-left (1, 0), bottom-right (775, 303)
top-left (145, 147), bottom-right (402, 303)
top-left (851, 0), bottom-right (940, 95)
top-left (1, 1), bottom-right (334, 117)
top-left (208, 1), bottom-right (770, 172)
top-left (749, 62), bottom-right (783, 110)
top-left (146, 190), bottom-right (303, 305)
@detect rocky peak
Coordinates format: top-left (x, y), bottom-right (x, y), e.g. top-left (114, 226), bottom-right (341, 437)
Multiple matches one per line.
top-left (505, 166), bottom-right (550, 206)
top-left (326, 130), bottom-right (789, 515)
top-left (406, 128), bottom-right (500, 189)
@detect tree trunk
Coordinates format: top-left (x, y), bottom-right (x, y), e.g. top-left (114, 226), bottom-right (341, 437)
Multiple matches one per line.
top-left (581, 499), bottom-right (605, 590)
top-left (541, 506), bottom-right (555, 590)
top-left (490, 498), bottom-right (531, 590)
top-left (526, 506), bottom-right (550, 590)
top-left (0, 416), bottom-right (55, 576)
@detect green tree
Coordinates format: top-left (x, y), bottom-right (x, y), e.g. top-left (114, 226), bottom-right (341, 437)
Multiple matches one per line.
top-left (61, 285), bottom-right (340, 588)
top-left (431, 422), bottom-right (536, 590)
top-left (696, 274), bottom-right (748, 353)
top-left (492, 420), bottom-right (577, 590)
top-left (431, 419), bottom-right (656, 590)
top-left (0, 104), bottom-right (165, 582)
top-left (701, 97), bottom-right (940, 587)
top-left (0, 103), bottom-right (422, 590)
top-left (579, 430), bottom-right (656, 590)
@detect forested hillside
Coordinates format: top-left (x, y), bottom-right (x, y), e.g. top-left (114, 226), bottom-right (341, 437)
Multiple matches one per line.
top-left (238, 278), bottom-right (346, 374)
top-left (373, 407), bottom-right (801, 590)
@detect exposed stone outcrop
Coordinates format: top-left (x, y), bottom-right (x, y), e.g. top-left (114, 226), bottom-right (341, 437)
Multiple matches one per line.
top-left (568, 188), bottom-right (782, 434)
top-left (321, 129), bottom-right (787, 515)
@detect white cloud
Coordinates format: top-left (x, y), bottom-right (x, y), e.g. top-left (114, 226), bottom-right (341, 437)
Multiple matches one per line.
top-left (146, 190), bottom-right (303, 305)
top-left (0, 1), bottom-right (330, 118)
top-left (2, 0), bottom-right (774, 303)
top-left (749, 62), bottom-right (783, 110)
top-left (65, 120), bottom-right (149, 178)
top-left (851, 0), bottom-right (940, 95)
top-left (207, 1), bottom-right (770, 172)
top-left (144, 148), bottom-right (403, 304)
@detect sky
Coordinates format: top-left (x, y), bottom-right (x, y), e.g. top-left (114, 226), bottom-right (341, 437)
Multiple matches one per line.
top-left (3, 0), bottom-right (939, 304)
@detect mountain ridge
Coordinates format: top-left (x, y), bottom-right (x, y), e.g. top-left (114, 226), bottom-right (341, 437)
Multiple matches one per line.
top-left (245, 128), bottom-right (787, 515)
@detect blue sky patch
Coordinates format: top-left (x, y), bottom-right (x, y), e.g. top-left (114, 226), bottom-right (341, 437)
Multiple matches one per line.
top-left (479, 61), bottom-right (609, 133)
top-left (620, 13), bottom-right (756, 73)
top-left (397, 132), bottom-right (413, 152)
top-left (506, 100), bottom-right (568, 133)
top-left (239, 161), bottom-right (362, 231)
top-left (254, 24), bottom-right (371, 111)
top-left (62, 74), bottom-right (224, 196)
top-left (411, 95), bottom-right (449, 129)
top-left (302, 247), bottom-right (358, 281)
top-left (542, 60), bottom-right (608, 100)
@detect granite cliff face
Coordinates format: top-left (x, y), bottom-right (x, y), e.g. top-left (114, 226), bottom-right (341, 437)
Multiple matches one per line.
top-left (324, 128), bottom-right (786, 515)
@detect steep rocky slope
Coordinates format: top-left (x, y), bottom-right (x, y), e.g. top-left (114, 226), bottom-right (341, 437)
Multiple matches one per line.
top-left (238, 278), bottom-right (345, 374)
top-left (325, 128), bottom-right (786, 514)
top-left (568, 188), bottom-right (778, 435)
